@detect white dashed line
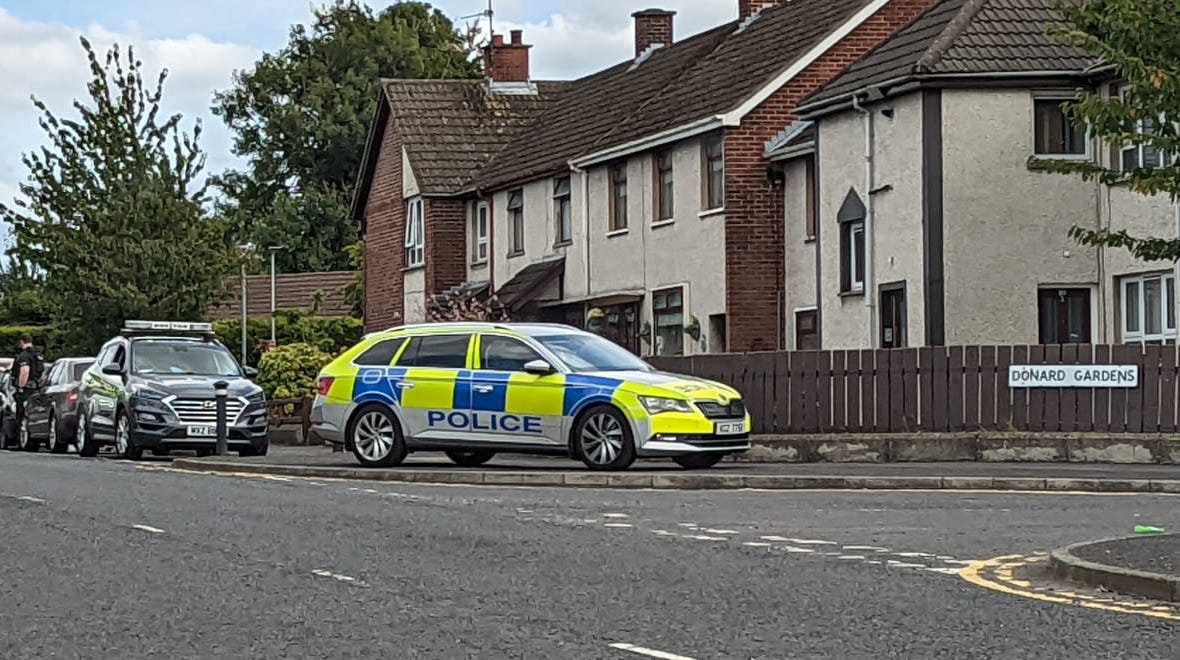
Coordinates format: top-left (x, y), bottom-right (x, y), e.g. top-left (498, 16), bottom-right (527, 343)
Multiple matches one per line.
top-left (886, 560), bottom-right (926, 569)
top-left (702, 528), bottom-right (740, 535)
top-left (742, 542), bottom-right (773, 548)
top-left (683, 534), bottom-right (728, 541)
top-left (785, 538), bottom-right (838, 545)
top-left (843, 545), bottom-right (889, 552)
top-left (894, 551), bottom-right (935, 558)
top-left (760, 535), bottom-right (790, 542)
top-left (651, 530), bottom-right (676, 536)
top-left (603, 513), bottom-right (630, 519)
top-left (837, 555), bottom-right (866, 560)
top-left (604, 523), bottom-right (633, 528)
top-left (312, 569), bottom-right (359, 583)
top-left (943, 559), bottom-right (975, 565)
top-left (925, 567), bottom-right (964, 575)
top-left (609, 642), bottom-right (697, 660)
top-left (131, 524), bottom-right (165, 534)
top-left (16, 496), bottom-right (45, 504)
top-left (782, 546), bottom-right (816, 553)
top-left (676, 523), bottom-right (699, 528)
top-left (362, 488), bottom-right (378, 494)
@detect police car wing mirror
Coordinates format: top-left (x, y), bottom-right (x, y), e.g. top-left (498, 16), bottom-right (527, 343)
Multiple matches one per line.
top-left (243, 365), bottom-right (259, 379)
top-left (523, 359), bottom-right (554, 375)
top-left (101, 363), bottom-right (123, 376)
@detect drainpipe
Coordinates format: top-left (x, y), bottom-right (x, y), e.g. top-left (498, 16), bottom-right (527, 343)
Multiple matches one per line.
top-left (851, 93), bottom-right (875, 348)
top-left (569, 163), bottom-right (592, 301)
top-left (1174, 201), bottom-right (1179, 358)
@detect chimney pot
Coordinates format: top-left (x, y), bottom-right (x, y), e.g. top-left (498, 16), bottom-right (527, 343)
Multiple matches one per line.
top-left (483, 31), bottom-right (532, 84)
top-left (631, 8), bottom-right (676, 58)
top-left (510, 29), bottom-right (523, 45)
top-left (491, 33), bottom-right (504, 46)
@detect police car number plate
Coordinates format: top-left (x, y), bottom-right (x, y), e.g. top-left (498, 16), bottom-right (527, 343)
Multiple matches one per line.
top-left (187, 425), bottom-right (217, 438)
top-left (714, 421), bottom-right (746, 436)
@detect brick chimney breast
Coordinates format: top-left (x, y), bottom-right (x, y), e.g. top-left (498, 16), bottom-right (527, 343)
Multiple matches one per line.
top-left (738, 0), bottom-right (779, 21)
top-left (483, 30), bottom-right (532, 83)
top-left (632, 8), bottom-right (676, 57)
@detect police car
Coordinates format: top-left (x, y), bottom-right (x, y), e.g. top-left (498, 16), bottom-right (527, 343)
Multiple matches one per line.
top-left (310, 322), bottom-right (751, 471)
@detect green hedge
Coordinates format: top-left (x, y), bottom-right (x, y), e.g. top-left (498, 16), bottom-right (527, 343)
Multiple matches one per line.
top-left (0, 325), bottom-right (65, 361)
top-left (258, 342), bottom-right (334, 399)
top-left (213, 311), bottom-right (363, 367)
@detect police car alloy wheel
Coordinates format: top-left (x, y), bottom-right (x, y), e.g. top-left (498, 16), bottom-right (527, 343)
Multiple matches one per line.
top-left (349, 404), bottom-right (407, 468)
top-left (573, 405), bottom-right (636, 471)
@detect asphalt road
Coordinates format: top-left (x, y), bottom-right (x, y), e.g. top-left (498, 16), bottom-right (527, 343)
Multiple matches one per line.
top-left (1, 453), bottom-right (1179, 659)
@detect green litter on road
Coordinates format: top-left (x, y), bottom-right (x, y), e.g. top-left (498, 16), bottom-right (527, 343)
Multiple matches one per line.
top-left (1134, 525), bottom-right (1166, 534)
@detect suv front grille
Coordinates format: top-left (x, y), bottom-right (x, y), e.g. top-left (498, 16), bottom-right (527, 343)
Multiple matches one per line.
top-left (695, 399), bottom-right (746, 419)
top-left (169, 398), bottom-right (245, 425)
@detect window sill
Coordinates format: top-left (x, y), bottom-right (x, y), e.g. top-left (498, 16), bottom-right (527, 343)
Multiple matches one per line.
top-left (554, 240), bottom-right (573, 248)
top-left (506, 250), bottom-right (525, 259)
top-left (606, 228), bottom-right (629, 238)
top-left (651, 219), bottom-right (675, 229)
top-left (402, 264), bottom-right (425, 273)
top-left (698, 207), bottom-right (725, 220)
top-left (804, 236), bottom-right (816, 244)
top-left (839, 288), bottom-right (864, 298)
top-left (470, 260), bottom-right (487, 270)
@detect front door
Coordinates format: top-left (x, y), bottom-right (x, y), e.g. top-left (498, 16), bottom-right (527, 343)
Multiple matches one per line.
top-left (469, 333), bottom-right (565, 446)
top-left (392, 333), bottom-right (474, 441)
top-left (90, 342), bottom-right (128, 440)
top-left (880, 283), bottom-right (907, 348)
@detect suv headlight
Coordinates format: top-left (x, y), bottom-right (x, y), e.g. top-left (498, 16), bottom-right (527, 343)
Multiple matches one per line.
top-left (129, 386), bottom-right (167, 403)
top-left (245, 390), bottom-right (265, 403)
top-left (638, 396), bottom-right (693, 414)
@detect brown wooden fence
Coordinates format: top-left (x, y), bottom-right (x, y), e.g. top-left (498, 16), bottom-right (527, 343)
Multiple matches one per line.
top-left (648, 345), bottom-right (1180, 435)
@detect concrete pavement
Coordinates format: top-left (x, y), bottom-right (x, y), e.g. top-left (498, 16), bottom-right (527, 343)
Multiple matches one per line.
top-left (1, 451), bottom-right (1179, 658)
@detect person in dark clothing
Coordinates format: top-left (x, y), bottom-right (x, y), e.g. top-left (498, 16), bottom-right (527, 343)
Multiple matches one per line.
top-left (11, 334), bottom-right (43, 446)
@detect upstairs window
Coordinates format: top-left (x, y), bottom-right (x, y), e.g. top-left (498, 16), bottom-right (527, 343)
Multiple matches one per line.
top-left (609, 164), bottom-right (628, 231)
top-left (655, 151), bottom-right (674, 221)
top-left (804, 155), bottom-right (817, 241)
top-left (703, 137), bottom-right (724, 210)
top-left (405, 197), bottom-right (425, 267)
top-left (507, 190), bottom-right (524, 255)
top-left (1033, 96), bottom-right (1087, 157)
top-left (472, 201), bottom-right (489, 264)
top-left (1117, 85), bottom-right (1167, 171)
top-left (554, 177), bottom-right (572, 244)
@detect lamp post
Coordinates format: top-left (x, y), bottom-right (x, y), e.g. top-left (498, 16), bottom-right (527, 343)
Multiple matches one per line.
top-left (237, 242), bottom-right (255, 366)
top-left (267, 246), bottom-right (285, 346)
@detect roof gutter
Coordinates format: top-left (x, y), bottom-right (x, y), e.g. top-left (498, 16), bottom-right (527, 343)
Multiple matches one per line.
top-left (568, 115), bottom-right (727, 169)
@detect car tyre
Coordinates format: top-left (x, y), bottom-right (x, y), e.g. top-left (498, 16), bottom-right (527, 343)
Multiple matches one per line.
top-left (114, 410), bottom-right (143, 460)
top-left (348, 404), bottom-right (407, 468)
top-left (445, 449), bottom-right (495, 467)
top-left (672, 453), bottom-right (725, 470)
top-left (76, 411), bottom-right (99, 458)
top-left (572, 404), bottom-right (636, 471)
top-left (47, 412), bottom-right (67, 454)
top-left (18, 416), bottom-right (38, 452)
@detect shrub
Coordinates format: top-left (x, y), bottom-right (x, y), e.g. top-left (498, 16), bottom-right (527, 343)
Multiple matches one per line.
top-left (257, 342), bottom-right (334, 399)
top-left (0, 325), bottom-right (65, 360)
top-left (426, 293), bottom-right (509, 322)
top-left (213, 311), bottom-right (363, 366)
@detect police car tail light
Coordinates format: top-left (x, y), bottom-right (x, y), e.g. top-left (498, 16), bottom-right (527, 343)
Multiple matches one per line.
top-left (316, 376), bottom-right (335, 396)
top-left (66, 390), bottom-right (78, 405)
top-left (638, 396), bottom-right (693, 414)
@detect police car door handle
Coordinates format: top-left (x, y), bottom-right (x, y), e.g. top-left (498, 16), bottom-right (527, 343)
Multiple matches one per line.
top-left (473, 385), bottom-right (494, 393)
top-left (396, 382), bottom-right (415, 390)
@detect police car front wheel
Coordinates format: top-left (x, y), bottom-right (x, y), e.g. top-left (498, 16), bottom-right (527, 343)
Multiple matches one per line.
top-left (349, 404), bottom-right (407, 468)
top-left (572, 405), bottom-right (636, 471)
top-left (445, 449), bottom-right (495, 468)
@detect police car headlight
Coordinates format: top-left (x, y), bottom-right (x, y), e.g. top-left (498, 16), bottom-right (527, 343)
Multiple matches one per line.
top-left (638, 396), bottom-right (693, 414)
top-left (129, 386), bottom-right (167, 403)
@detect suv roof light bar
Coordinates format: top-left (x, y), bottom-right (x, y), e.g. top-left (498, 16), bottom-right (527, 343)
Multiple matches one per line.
top-left (121, 320), bottom-right (215, 335)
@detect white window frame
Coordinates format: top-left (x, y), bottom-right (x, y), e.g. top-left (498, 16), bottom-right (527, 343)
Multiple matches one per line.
top-left (507, 190), bottom-right (525, 256)
top-left (1120, 272), bottom-right (1176, 344)
top-left (553, 177), bottom-right (572, 245)
top-left (405, 196), bottom-right (425, 268)
top-left (472, 201), bottom-right (489, 265)
top-left (1030, 93), bottom-right (1090, 160)
top-left (1116, 84), bottom-right (1170, 172)
top-left (849, 221), bottom-right (865, 293)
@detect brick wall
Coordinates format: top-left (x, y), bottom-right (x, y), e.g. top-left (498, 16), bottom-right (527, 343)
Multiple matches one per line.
top-left (425, 198), bottom-right (468, 296)
top-left (723, 0), bottom-right (940, 352)
top-left (362, 111), bottom-right (406, 333)
top-left (632, 9), bottom-right (675, 57)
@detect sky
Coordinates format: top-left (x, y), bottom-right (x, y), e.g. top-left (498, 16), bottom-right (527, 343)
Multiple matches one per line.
top-left (0, 0), bottom-right (737, 244)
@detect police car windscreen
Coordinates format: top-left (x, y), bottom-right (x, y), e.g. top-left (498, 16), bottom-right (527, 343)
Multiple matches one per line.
top-left (131, 340), bottom-right (242, 377)
top-left (534, 334), bottom-right (652, 372)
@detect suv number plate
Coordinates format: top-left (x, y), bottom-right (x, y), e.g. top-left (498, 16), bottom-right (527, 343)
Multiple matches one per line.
top-left (714, 421), bottom-right (746, 436)
top-left (187, 425), bottom-right (217, 438)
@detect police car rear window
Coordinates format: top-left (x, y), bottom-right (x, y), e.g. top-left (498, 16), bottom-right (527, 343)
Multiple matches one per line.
top-left (396, 334), bottom-right (470, 369)
top-left (354, 338), bottom-right (406, 366)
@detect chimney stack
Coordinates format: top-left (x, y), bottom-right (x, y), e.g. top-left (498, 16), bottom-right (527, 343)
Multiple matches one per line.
top-left (483, 30), bottom-right (532, 83)
top-left (738, 0), bottom-right (778, 21)
top-left (632, 8), bottom-right (676, 57)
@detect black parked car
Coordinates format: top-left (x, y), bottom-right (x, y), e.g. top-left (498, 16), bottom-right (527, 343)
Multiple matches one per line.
top-left (18, 357), bottom-right (95, 453)
top-left (75, 320), bottom-right (268, 459)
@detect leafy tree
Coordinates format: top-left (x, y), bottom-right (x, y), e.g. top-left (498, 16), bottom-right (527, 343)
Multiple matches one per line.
top-left (0, 37), bottom-right (239, 355)
top-left (212, 0), bottom-right (481, 273)
top-left (0, 255), bottom-right (52, 326)
top-left (1039, 0), bottom-right (1180, 261)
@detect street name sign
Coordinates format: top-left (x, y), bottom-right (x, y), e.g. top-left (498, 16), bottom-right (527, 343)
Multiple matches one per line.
top-left (1007, 364), bottom-right (1138, 388)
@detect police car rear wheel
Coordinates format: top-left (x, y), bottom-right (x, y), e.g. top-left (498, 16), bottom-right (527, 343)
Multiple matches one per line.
top-left (115, 411), bottom-right (143, 460)
top-left (445, 449), bottom-right (495, 467)
top-left (349, 404), bottom-right (407, 467)
top-left (573, 405), bottom-right (635, 471)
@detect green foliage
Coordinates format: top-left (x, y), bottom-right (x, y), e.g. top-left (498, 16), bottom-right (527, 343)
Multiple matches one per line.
top-left (257, 342), bottom-right (333, 399)
top-left (0, 256), bottom-right (52, 326)
top-left (213, 310), bottom-right (363, 367)
top-left (343, 240), bottom-right (364, 317)
top-left (427, 293), bottom-right (509, 322)
top-left (0, 325), bottom-right (61, 360)
top-left (1040, 0), bottom-right (1180, 262)
top-left (212, 0), bottom-right (481, 272)
top-left (0, 37), bottom-right (240, 356)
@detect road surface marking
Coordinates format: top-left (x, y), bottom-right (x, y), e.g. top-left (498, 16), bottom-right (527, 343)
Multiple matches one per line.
top-left (603, 513), bottom-right (629, 518)
top-left (312, 569), bottom-right (358, 583)
top-left (837, 555), bottom-right (866, 560)
top-left (886, 560), bottom-right (926, 569)
top-left (786, 538), bottom-right (838, 545)
top-left (894, 551), bottom-right (935, 558)
top-left (604, 523), bottom-right (633, 528)
top-left (703, 528), bottom-right (740, 535)
top-left (609, 642), bottom-right (696, 660)
top-left (760, 535), bottom-right (790, 542)
top-left (925, 567), bottom-right (963, 575)
top-left (782, 546), bottom-right (816, 553)
top-left (683, 534), bottom-right (728, 541)
top-left (16, 496), bottom-right (45, 504)
top-left (362, 488), bottom-right (378, 493)
top-left (743, 542), bottom-right (772, 548)
top-left (131, 524), bottom-right (165, 534)
top-left (651, 530), bottom-right (676, 536)
top-left (676, 523), bottom-right (698, 528)
top-left (843, 545), bottom-right (889, 552)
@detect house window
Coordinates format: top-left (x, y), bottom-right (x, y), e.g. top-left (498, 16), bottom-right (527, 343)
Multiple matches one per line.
top-left (795, 309), bottom-right (819, 350)
top-left (804, 155), bottom-right (817, 240)
top-left (652, 287), bottom-right (684, 356)
top-left (1038, 287), bottom-right (1091, 344)
top-left (554, 177), bottom-right (572, 244)
top-left (1033, 97), bottom-right (1086, 156)
top-left (507, 189), bottom-right (524, 255)
top-left (839, 221), bottom-right (865, 293)
top-left (405, 196), bottom-right (424, 267)
top-left (1121, 273), bottom-right (1176, 344)
top-left (472, 201), bottom-right (489, 264)
top-left (609, 164), bottom-right (628, 231)
top-left (1117, 85), bottom-right (1166, 171)
top-left (703, 137), bottom-right (724, 210)
top-left (655, 151), bottom-right (674, 221)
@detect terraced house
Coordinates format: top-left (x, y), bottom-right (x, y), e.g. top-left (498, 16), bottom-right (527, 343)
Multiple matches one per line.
top-left (774, 0), bottom-right (1178, 350)
top-left (352, 0), bottom-right (943, 355)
